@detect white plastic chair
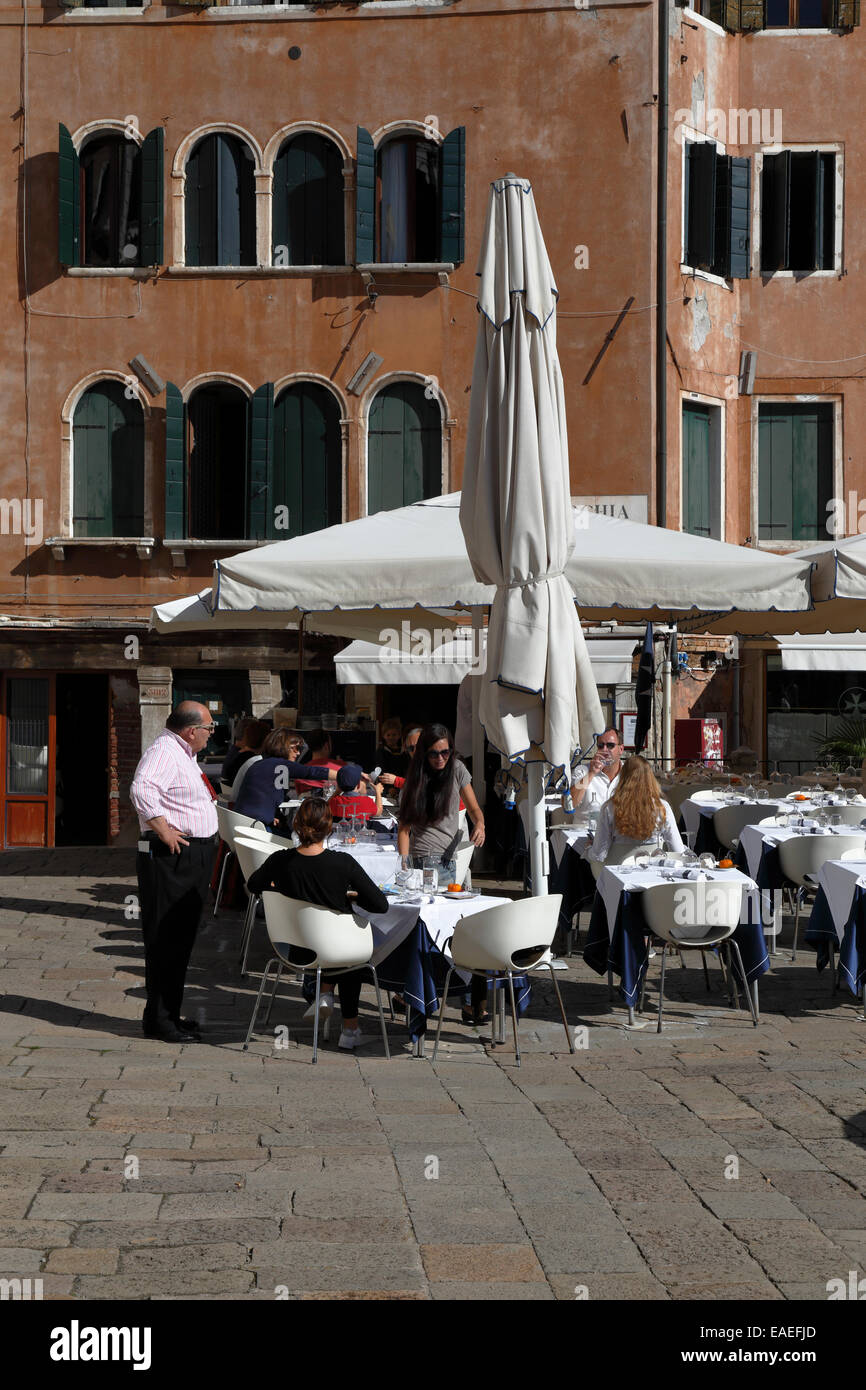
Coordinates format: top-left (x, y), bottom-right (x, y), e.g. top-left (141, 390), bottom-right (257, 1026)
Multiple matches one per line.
top-left (243, 892), bottom-right (390, 1063)
top-left (817, 804), bottom-right (866, 827)
top-left (219, 780), bottom-right (232, 798)
top-left (229, 754), bottom-right (262, 803)
top-left (451, 841), bottom-right (475, 888)
top-left (713, 803), bottom-right (781, 851)
top-left (213, 806), bottom-right (259, 915)
top-left (640, 880), bottom-right (757, 1032)
top-left (233, 834), bottom-right (281, 977)
top-left (589, 845), bottom-right (640, 880)
top-left (431, 894), bottom-right (574, 1067)
top-left (778, 832), bottom-right (866, 960)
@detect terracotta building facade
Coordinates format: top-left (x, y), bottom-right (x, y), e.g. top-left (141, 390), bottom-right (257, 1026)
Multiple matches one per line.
top-left (0, 0), bottom-right (861, 845)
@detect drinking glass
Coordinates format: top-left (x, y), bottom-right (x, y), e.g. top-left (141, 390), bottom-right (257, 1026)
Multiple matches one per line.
top-left (633, 849), bottom-right (650, 872)
top-left (422, 857), bottom-right (439, 894)
top-left (699, 852), bottom-right (716, 871)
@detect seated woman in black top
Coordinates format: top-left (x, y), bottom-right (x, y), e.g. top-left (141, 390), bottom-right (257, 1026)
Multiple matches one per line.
top-left (246, 798), bottom-right (388, 1052)
top-left (234, 727), bottom-right (337, 830)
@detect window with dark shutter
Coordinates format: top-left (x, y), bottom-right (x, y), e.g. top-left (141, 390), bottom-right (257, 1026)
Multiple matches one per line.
top-left (758, 403), bottom-right (834, 542)
top-left (73, 382), bottom-right (144, 538)
top-left (440, 127), bottom-right (466, 266)
top-left (272, 134), bottom-right (344, 267)
top-left (185, 134), bottom-right (256, 268)
top-left (58, 124), bottom-right (80, 268)
top-left (685, 141), bottom-right (750, 279)
top-left (187, 385), bottom-right (249, 538)
top-left (271, 383), bottom-right (342, 539)
top-left (164, 384), bottom-right (186, 542)
top-left (140, 127), bottom-right (164, 267)
top-left (367, 383), bottom-right (441, 516)
top-left (355, 127), bottom-right (375, 264)
top-left (248, 383), bottom-right (274, 541)
top-left (79, 134), bottom-right (142, 268)
top-left (761, 150), bottom-right (836, 273)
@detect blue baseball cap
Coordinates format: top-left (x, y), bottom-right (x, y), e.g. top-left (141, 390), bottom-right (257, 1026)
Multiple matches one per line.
top-left (337, 763), bottom-right (363, 792)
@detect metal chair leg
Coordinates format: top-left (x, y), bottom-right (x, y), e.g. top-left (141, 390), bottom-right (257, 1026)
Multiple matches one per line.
top-left (792, 892), bottom-right (801, 961)
top-left (369, 966), bottom-right (391, 1061)
top-left (506, 971), bottom-right (521, 1067)
top-left (264, 962), bottom-right (284, 1025)
top-left (496, 980), bottom-right (506, 1044)
top-left (730, 939), bottom-right (759, 1027)
top-left (213, 848), bottom-right (233, 917)
top-left (547, 963), bottom-right (575, 1053)
top-left (239, 894), bottom-right (260, 978)
top-left (432, 965), bottom-right (455, 1062)
top-left (724, 943), bottom-right (740, 1009)
top-left (701, 951), bottom-right (711, 993)
top-left (656, 944), bottom-right (668, 1033)
top-left (311, 968), bottom-right (322, 1064)
top-left (243, 956), bottom-right (276, 1050)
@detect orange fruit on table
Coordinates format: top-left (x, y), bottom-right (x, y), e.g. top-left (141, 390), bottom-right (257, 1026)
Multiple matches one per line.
top-left (794, 794), bottom-right (808, 801)
top-left (447, 883), bottom-right (462, 893)
top-left (719, 857), bottom-right (734, 868)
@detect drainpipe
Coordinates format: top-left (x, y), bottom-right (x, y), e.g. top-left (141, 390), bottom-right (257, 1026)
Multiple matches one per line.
top-left (656, 0), bottom-right (669, 527)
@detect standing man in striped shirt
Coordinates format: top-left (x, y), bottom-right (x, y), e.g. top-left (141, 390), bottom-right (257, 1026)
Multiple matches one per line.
top-left (130, 702), bottom-right (220, 1043)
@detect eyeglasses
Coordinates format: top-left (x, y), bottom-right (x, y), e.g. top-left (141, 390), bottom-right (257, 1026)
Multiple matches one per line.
top-left (599, 742), bottom-right (618, 750)
top-left (428, 748), bottom-right (451, 761)
top-left (198, 724), bottom-right (216, 733)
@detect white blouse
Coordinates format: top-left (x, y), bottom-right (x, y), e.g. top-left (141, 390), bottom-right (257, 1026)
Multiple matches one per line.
top-left (586, 798), bottom-right (683, 863)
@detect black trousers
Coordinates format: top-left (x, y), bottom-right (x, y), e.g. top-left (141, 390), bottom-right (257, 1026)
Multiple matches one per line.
top-left (137, 835), bottom-right (217, 1030)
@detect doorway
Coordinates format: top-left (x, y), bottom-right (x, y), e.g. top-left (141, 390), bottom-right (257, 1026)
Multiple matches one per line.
top-left (55, 674), bottom-right (109, 846)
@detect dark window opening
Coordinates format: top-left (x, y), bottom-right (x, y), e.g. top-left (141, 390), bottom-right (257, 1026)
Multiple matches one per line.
top-left (185, 133), bottom-right (256, 268)
top-left (80, 135), bottom-right (141, 267)
top-left (187, 384), bottom-right (249, 539)
top-left (761, 150), bottom-right (835, 273)
top-left (766, 0), bottom-right (834, 23)
top-left (272, 133), bottom-right (344, 266)
top-left (378, 136), bottom-right (440, 262)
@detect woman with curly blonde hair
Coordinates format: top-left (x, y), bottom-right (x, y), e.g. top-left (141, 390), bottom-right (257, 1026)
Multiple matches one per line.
top-left (587, 755), bottom-right (683, 863)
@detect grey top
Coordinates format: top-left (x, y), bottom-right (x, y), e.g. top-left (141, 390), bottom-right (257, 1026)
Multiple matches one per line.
top-left (409, 759), bottom-right (472, 860)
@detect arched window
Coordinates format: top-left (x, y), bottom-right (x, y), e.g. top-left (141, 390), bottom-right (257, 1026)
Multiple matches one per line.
top-left (73, 381), bottom-right (144, 537)
top-left (272, 383), bottom-right (342, 537)
top-left (355, 126), bottom-right (465, 265)
top-left (187, 384), bottom-right (249, 538)
top-left (367, 383), bottom-right (441, 516)
top-left (79, 134), bottom-right (141, 267)
top-left (185, 134), bottom-right (256, 267)
top-left (272, 134), bottom-right (344, 266)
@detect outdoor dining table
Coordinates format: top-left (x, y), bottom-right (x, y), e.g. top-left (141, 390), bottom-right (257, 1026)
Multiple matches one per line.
top-left (679, 794), bottom-right (784, 858)
top-left (805, 858), bottom-right (866, 1007)
top-left (583, 862), bottom-right (768, 1025)
top-left (352, 891), bottom-right (516, 1053)
top-left (549, 825), bottom-right (595, 942)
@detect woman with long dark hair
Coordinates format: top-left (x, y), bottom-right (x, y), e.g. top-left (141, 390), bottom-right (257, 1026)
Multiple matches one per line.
top-left (396, 724), bottom-right (488, 1024)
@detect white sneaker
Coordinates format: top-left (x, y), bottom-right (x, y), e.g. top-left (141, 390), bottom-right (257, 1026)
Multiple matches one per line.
top-left (338, 1026), bottom-right (365, 1051)
top-left (304, 993), bottom-right (335, 1021)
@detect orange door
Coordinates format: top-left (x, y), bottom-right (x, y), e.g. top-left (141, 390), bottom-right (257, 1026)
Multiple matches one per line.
top-left (1, 675), bottom-right (55, 848)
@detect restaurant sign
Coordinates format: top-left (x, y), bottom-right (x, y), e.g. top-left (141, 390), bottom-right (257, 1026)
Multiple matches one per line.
top-left (574, 495), bottom-right (649, 524)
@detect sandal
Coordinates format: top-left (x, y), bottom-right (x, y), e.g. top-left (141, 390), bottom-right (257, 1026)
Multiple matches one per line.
top-left (462, 1006), bottom-right (490, 1026)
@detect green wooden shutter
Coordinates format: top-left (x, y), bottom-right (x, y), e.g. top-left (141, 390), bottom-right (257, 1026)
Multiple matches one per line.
top-left (834, 0), bottom-right (859, 22)
top-left (728, 156), bottom-right (750, 278)
top-left (723, 0), bottom-right (741, 28)
top-left (440, 126), bottom-right (465, 265)
top-left (355, 127), bottom-right (375, 264)
top-left (58, 124), bottom-right (80, 268)
top-left (248, 382), bottom-right (274, 541)
top-left (164, 383), bottom-right (186, 540)
top-left (140, 127), bottom-right (164, 267)
top-left (739, 0), bottom-right (765, 26)
top-left (682, 403), bottom-right (711, 538)
top-left (73, 383), bottom-right (143, 537)
top-left (758, 406), bottom-right (793, 541)
top-left (792, 406), bottom-right (833, 541)
top-left (686, 141), bottom-right (716, 271)
top-left (760, 150), bottom-right (790, 273)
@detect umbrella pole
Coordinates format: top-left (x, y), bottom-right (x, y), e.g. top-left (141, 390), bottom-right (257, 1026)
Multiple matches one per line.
top-left (527, 760), bottom-right (548, 896)
top-left (471, 605), bottom-right (486, 808)
top-left (297, 614), bottom-right (305, 719)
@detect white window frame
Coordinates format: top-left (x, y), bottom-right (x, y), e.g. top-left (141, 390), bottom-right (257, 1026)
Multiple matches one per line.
top-left (681, 6), bottom-right (727, 36)
top-left (679, 126), bottom-right (734, 291)
top-left (750, 393), bottom-right (843, 550)
top-left (680, 392), bottom-right (726, 542)
top-left (753, 142), bottom-right (844, 277)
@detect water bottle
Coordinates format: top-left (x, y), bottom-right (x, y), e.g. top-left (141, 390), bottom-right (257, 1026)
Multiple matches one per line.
top-left (562, 789), bottom-right (574, 816)
top-left (463, 866), bottom-right (472, 893)
top-left (504, 780), bottom-right (517, 810)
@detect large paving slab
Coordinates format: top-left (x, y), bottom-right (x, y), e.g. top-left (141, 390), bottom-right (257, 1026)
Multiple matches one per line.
top-left (1, 847), bottom-right (865, 1300)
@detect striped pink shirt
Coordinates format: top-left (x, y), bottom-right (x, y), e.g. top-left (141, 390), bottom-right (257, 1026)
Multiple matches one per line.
top-left (131, 730), bottom-right (219, 838)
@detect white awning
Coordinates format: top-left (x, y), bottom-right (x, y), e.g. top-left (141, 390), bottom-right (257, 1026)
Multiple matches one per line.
top-left (335, 635), bottom-right (636, 686)
top-left (774, 633), bottom-right (866, 671)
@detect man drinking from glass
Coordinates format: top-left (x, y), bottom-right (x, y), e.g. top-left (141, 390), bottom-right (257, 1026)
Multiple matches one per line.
top-left (570, 727), bottom-right (624, 811)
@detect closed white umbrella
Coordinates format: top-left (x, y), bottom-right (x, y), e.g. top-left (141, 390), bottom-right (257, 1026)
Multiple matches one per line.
top-left (459, 173), bottom-right (605, 893)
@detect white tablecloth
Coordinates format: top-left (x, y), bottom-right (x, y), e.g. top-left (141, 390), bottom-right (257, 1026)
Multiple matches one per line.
top-left (815, 858), bottom-right (866, 945)
top-left (549, 825), bottom-right (592, 869)
top-left (356, 892), bottom-right (510, 967)
top-left (596, 864), bottom-right (758, 942)
top-left (737, 822), bottom-right (850, 882)
top-left (680, 795), bottom-right (782, 839)
top-left (325, 842), bottom-right (402, 886)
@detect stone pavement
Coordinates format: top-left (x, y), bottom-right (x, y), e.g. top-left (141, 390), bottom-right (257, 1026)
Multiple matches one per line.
top-left (1, 848), bottom-right (865, 1301)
